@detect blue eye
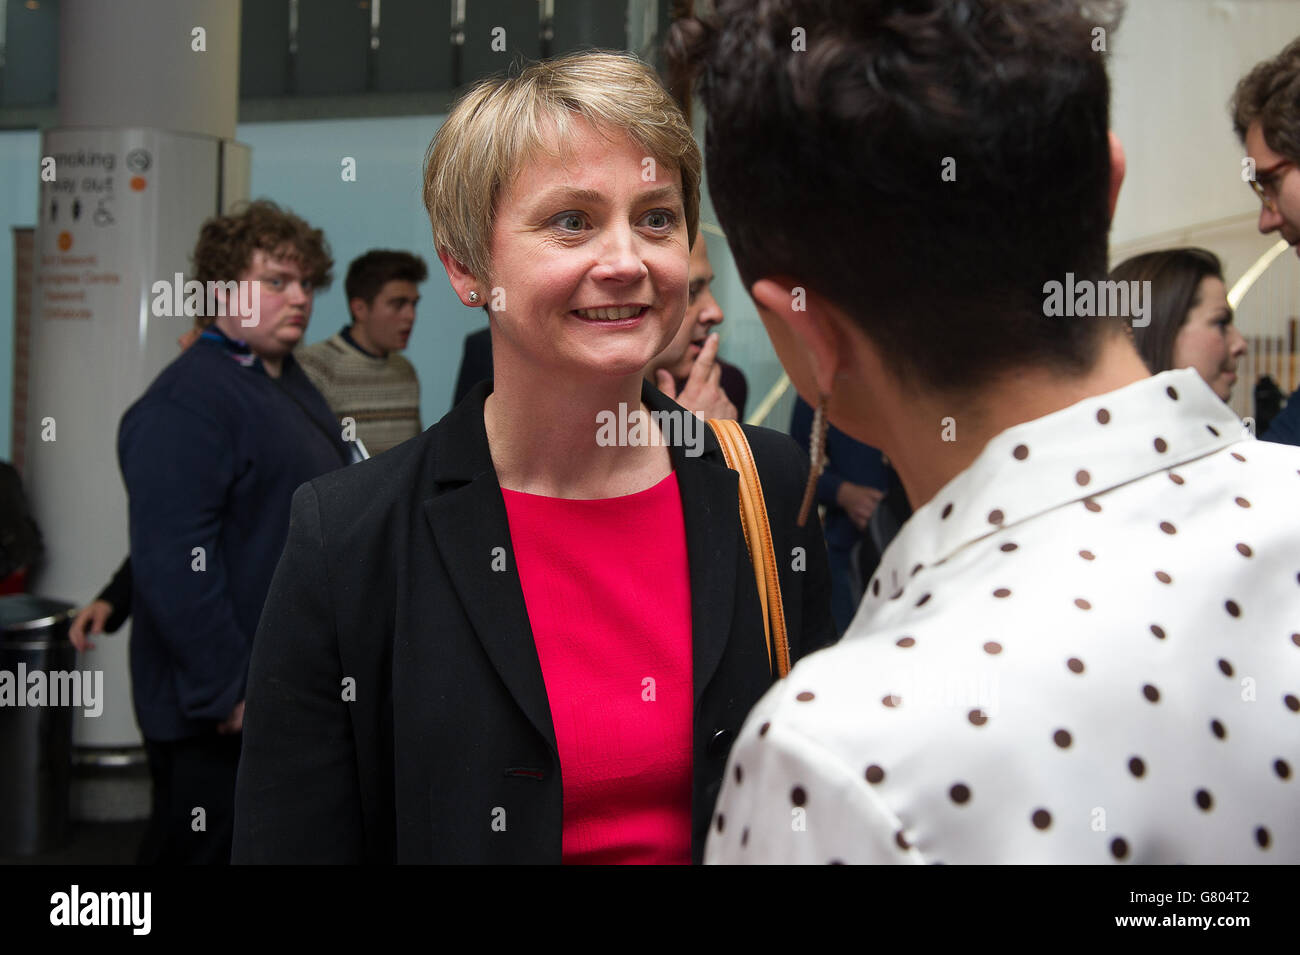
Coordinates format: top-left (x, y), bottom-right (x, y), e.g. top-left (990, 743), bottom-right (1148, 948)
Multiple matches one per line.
top-left (555, 213), bottom-right (585, 232)
top-left (644, 210), bottom-right (676, 230)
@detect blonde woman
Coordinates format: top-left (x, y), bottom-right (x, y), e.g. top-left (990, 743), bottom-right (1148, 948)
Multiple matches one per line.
top-left (232, 52), bottom-right (835, 864)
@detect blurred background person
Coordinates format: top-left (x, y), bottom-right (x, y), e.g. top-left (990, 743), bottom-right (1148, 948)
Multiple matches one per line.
top-left (1110, 248), bottom-right (1247, 402)
top-left (0, 460), bottom-right (42, 595)
top-left (120, 200), bottom-right (348, 864)
top-left (645, 237), bottom-right (746, 419)
top-left (297, 249), bottom-right (429, 455)
top-left (70, 319), bottom-right (206, 652)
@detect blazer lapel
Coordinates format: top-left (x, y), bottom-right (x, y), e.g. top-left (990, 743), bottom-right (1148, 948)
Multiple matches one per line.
top-left (642, 381), bottom-right (742, 707)
top-left (421, 382), bottom-right (557, 752)
top-left (418, 379), bottom-right (744, 747)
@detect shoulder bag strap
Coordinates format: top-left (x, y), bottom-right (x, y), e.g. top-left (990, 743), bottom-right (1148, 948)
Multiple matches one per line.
top-left (708, 418), bottom-right (792, 679)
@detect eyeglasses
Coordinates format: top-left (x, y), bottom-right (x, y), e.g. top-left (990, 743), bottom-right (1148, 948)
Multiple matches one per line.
top-left (1248, 158), bottom-right (1295, 213)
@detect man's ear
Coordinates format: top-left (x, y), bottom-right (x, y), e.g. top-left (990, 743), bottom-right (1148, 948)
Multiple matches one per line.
top-left (436, 248), bottom-right (483, 307)
top-left (1107, 130), bottom-right (1126, 223)
top-left (750, 278), bottom-right (847, 398)
top-left (348, 297), bottom-right (368, 324)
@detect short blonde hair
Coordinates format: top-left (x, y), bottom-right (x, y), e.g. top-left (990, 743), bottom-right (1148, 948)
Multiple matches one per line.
top-left (423, 51), bottom-right (701, 283)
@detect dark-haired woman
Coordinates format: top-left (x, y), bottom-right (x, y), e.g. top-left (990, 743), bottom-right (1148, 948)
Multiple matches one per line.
top-left (1110, 247), bottom-right (1247, 402)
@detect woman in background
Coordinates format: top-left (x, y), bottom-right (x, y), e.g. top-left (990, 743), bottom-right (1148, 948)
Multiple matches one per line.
top-left (1110, 247), bottom-right (1247, 402)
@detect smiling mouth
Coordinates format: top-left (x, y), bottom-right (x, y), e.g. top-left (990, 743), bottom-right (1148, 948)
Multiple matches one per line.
top-left (572, 305), bottom-right (649, 322)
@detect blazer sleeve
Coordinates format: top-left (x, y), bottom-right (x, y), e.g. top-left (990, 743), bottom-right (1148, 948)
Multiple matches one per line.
top-left (232, 481), bottom-right (365, 863)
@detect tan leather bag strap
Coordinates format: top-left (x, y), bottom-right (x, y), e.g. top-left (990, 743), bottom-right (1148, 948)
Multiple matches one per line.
top-left (708, 418), bottom-right (792, 679)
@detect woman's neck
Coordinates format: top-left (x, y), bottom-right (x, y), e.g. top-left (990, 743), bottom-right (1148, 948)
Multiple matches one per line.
top-left (484, 352), bottom-right (672, 499)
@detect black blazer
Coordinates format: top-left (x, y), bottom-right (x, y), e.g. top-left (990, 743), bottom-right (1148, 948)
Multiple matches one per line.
top-left (232, 378), bottom-right (836, 863)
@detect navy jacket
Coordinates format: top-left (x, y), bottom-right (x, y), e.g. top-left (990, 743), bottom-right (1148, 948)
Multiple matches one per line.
top-left (118, 331), bottom-right (350, 741)
top-left (1261, 386), bottom-right (1300, 447)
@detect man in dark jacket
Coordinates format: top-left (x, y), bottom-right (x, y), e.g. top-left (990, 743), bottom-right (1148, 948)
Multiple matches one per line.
top-left (118, 200), bottom-right (349, 864)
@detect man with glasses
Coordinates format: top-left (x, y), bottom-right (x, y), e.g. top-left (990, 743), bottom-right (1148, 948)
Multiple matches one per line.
top-left (1234, 38), bottom-right (1300, 446)
top-left (118, 200), bottom-right (350, 863)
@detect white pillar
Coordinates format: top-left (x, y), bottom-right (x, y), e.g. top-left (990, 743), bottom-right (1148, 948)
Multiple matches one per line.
top-left (26, 0), bottom-right (248, 767)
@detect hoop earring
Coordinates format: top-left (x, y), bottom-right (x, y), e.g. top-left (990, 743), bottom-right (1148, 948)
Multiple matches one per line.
top-left (797, 391), bottom-right (830, 527)
top-left (468, 291), bottom-right (480, 304)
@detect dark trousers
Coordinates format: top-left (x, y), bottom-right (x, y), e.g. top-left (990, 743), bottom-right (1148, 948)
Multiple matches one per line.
top-left (138, 733), bottom-right (241, 865)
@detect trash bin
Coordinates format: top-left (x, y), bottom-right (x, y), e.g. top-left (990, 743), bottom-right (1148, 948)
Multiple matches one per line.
top-left (0, 594), bottom-right (77, 856)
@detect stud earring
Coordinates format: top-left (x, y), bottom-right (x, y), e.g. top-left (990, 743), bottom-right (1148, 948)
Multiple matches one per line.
top-left (797, 391), bottom-right (830, 527)
top-left (468, 291), bottom-right (480, 304)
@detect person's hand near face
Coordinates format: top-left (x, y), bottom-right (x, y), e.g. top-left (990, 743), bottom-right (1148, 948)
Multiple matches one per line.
top-left (1172, 275), bottom-right (1247, 402)
top-left (655, 332), bottom-right (737, 420)
top-left (657, 240), bottom-right (725, 378)
top-left (649, 239), bottom-right (735, 418)
top-left (835, 482), bottom-right (886, 531)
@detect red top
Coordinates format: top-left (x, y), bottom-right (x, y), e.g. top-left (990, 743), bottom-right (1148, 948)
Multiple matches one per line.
top-left (501, 471), bottom-right (694, 865)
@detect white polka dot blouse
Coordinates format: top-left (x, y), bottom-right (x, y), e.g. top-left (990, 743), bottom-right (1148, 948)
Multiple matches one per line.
top-left (706, 369), bottom-right (1300, 864)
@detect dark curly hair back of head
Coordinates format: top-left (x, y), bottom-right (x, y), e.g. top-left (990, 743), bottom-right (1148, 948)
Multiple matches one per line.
top-left (667, 0), bottom-right (1127, 399)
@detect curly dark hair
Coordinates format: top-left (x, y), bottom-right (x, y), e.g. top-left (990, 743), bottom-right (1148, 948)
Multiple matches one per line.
top-left (1232, 37), bottom-right (1300, 164)
top-left (191, 199), bottom-right (333, 301)
top-left (344, 249), bottom-right (429, 308)
top-left (666, 0), bottom-right (1126, 398)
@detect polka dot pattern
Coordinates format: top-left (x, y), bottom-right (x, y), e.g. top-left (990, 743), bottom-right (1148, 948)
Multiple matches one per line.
top-left (705, 370), bottom-right (1300, 867)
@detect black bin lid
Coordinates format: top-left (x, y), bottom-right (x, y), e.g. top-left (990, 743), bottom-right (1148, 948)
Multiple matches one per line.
top-left (0, 594), bottom-right (77, 635)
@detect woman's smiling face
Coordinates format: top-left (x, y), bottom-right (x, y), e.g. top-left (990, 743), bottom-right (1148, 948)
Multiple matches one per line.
top-left (484, 118), bottom-right (690, 380)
